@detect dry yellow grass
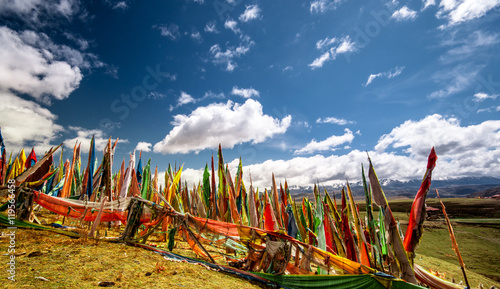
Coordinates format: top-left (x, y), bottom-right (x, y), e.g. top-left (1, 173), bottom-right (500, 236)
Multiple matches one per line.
top-left (0, 228), bottom-right (266, 289)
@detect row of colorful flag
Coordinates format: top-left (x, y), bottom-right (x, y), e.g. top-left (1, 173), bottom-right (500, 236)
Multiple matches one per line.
top-left (1, 128), bottom-right (441, 282)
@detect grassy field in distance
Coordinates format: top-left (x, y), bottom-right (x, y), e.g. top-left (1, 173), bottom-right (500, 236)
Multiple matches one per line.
top-left (358, 197), bottom-right (500, 288)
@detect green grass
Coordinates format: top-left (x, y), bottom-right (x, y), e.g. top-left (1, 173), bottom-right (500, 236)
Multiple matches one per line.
top-left (355, 198), bottom-right (500, 288)
top-left (414, 221), bottom-right (500, 287)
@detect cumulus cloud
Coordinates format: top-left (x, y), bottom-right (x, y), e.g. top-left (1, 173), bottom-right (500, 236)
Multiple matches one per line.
top-left (391, 6), bottom-right (418, 21)
top-left (63, 126), bottom-right (128, 152)
top-left (436, 0), bottom-right (500, 26)
top-left (375, 114), bottom-right (500, 159)
top-left (294, 128), bottom-right (355, 155)
top-left (364, 66), bottom-right (405, 86)
top-left (309, 36), bottom-right (355, 69)
top-left (136, 142), bottom-right (152, 152)
top-left (175, 114), bottom-right (500, 189)
top-left (239, 5), bottom-right (261, 22)
top-left (0, 91), bottom-right (64, 152)
top-left (316, 117), bottom-right (355, 125)
top-left (153, 99), bottom-right (292, 154)
top-left (0, 26), bottom-right (84, 103)
top-left (231, 86), bottom-right (259, 98)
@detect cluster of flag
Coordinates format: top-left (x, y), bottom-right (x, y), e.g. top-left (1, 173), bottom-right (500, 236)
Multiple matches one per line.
top-left (2, 125), bottom-right (445, 283)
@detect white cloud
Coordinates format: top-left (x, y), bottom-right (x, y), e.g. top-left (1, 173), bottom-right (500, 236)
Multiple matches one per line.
top-left (310, 0), bottom-right (343, 14)
top-left (155, 24), bottom-right (180, 40)
top-left (224, 19), bottom-right (241, 34)
top-left (316, 117), bottom-right (355, 125)
top-left (309, 51), bottom-right (332, 69)
top-left (0, 91), bottom-right (63, 152)
top-left (239, 150), bottom-right (423, 189)
top-left (204, 21), bottom-right (219, 33)
top-left (391, 6), bottom-right (418, 21)
top-left (135, 142), bottom-right (152, 152)
top-left (178, 91), bottom-right (195, 105)
top-left (209, 37), bottom-right (254, 71)
top-left (153, 99), bottom-right (292, 154)
top-left (294, 128), bottom-right (355, 155)
top-left (375, 114), bottom-right (500, 160)
top-left (63, 127), bottom-right (128, 152)
top-left (191, 30), bottom-right (202, 42)
top-left (247, 115), bottom-right (500, 187)
top-left (439, 31), bottom-right (500, 64)
top-left (202, 91), bottom-right (225, 100)
top-left (177, 115), bottom-right (500, 189)
top-left (316, 37), bottom-right (336, 49)
top-left (231, 86), bottom-right (259, 98)
top-left (474, 92), bottom-right (498, 101)
top-left (364, 66), bottom-right (405, 86)
top-left (112, 1), bottom-right (128, 10)
top-left (0, 0), bottom-right (81, 26)
top-left (0, 27), bottom-right (84, 103)
top-left (436, 0), bottom-right (500, 26)
top-left (239, 5), bottom-right (261, 22)
top-left (309, 36), bottom-right (355, 69)
top-left (422, 0), bottom-right (436, 10)
top-left (429, 65), bottom-right (479, 98)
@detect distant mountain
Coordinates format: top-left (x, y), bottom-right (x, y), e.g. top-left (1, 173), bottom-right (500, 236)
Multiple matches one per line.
top-left (287, 177), bottom-right (500, 199)
top-left (467, 186), bottom-right (500, 198)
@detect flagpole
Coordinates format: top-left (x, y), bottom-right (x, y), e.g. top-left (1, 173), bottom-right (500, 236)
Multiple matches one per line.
top-left (436, 189), bottom-right (470, 289)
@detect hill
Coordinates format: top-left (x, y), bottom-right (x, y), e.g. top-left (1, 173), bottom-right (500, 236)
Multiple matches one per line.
top-left (288, 177), bottom-right (500, 199)
top-left (467, 186), bottom-right (500, 198)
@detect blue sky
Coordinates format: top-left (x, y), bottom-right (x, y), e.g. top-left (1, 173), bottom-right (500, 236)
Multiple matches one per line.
top-left (1, 0), bottom-right (499, 189)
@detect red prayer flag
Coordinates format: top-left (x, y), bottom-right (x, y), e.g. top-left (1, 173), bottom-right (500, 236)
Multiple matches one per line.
top-left (404, 147), bottom-right (438, 253)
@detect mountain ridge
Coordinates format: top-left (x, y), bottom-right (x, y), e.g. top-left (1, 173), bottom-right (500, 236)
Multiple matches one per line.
top-left (287, 176), bottom-right (500, 199)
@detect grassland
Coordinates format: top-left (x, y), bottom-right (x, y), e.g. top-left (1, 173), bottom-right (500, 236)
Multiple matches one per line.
top-left (379, 198), bottom-right (500, 288)
top-left (0, 227), bottom-right (266, 289)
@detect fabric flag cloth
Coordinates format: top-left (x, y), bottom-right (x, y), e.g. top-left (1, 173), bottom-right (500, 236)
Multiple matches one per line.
top-left (248, 185), bottom-right (259, 228)
top-left (263, 191), bottom-right (279, 231)
top-left (141, 159), bottom-right (151, 200)
top-left (272, 173), bottom-right (283, 227)
top-left (86, 136), bottom-right (96, 197)
top-left (202, 164), bottom-right (211, 213)
top-left (341, 188), bottom-right (357, 262)
top-left (404, 147), bottom-right (437, 254)
top-left (18, 148), bottom-right (27, 172)
top-left (368, 156), bottom-right (417, 284)
top-left (136, 155), bottom-right (143, 186)
top-left (119, 151), bottom-right (135, 199)
top-left (0, 127), bottom-right (5, 156)
top-left (25, 148), bottom-right (37, 169)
